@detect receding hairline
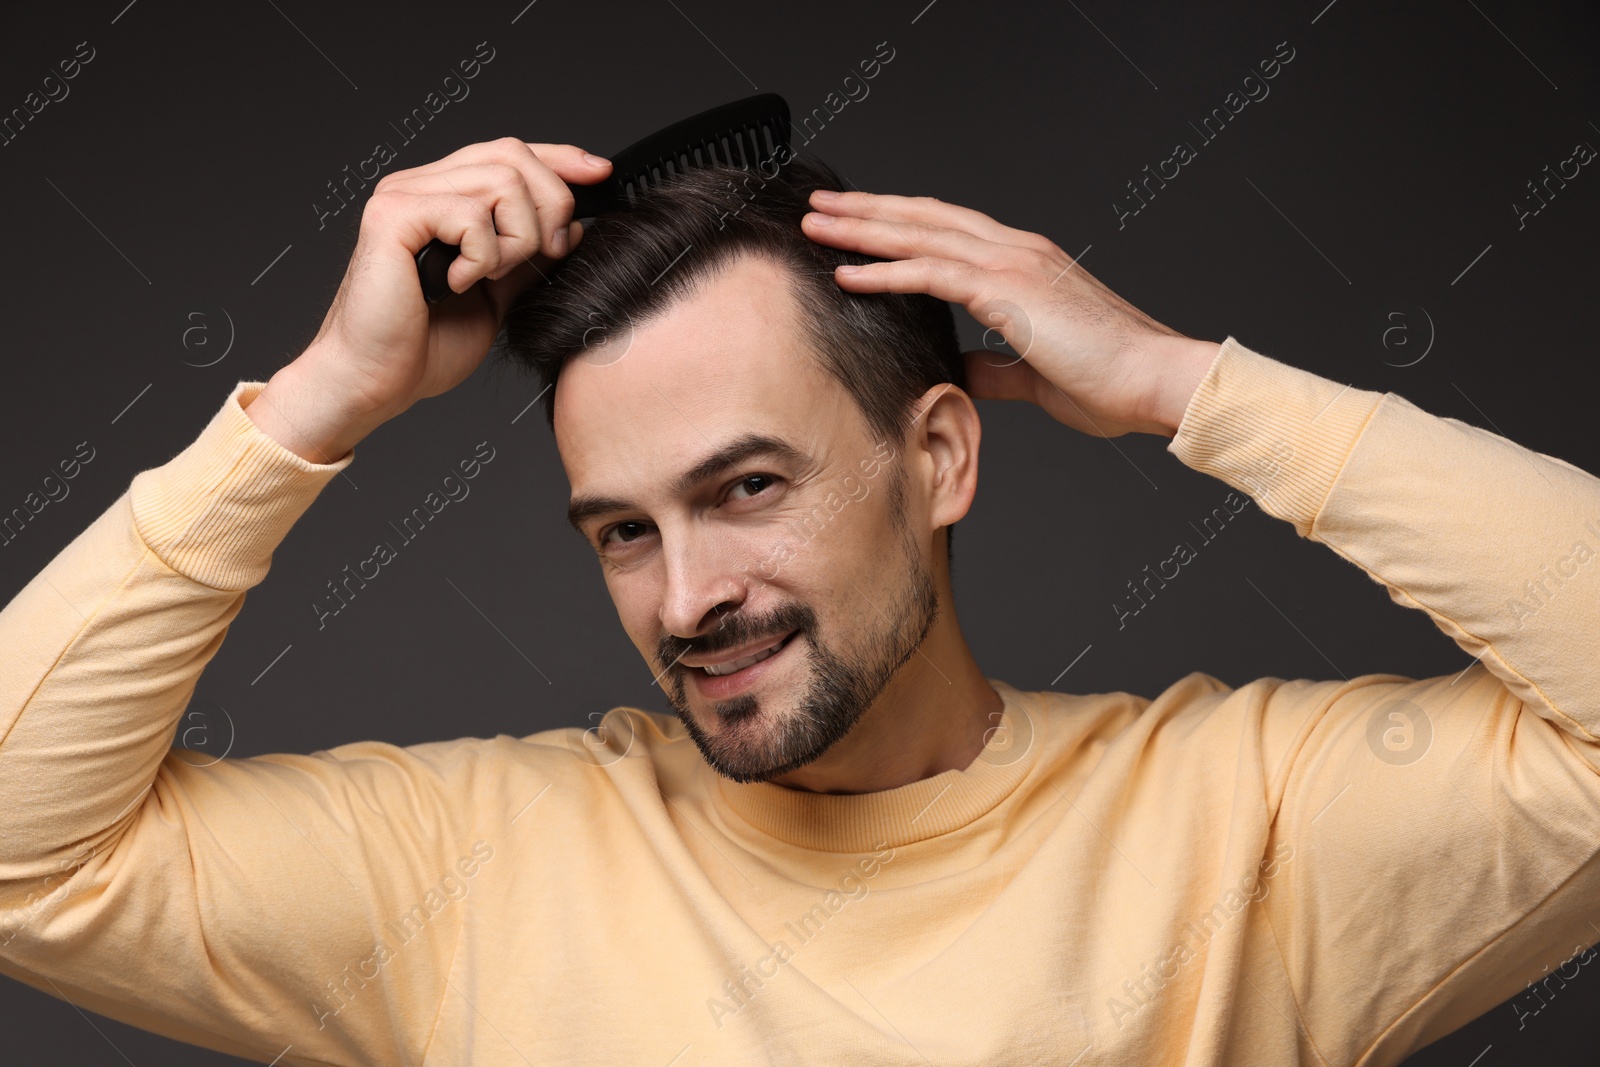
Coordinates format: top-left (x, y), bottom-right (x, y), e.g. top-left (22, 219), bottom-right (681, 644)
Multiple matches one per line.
top-left (548, 248), bottom-right (853, 434)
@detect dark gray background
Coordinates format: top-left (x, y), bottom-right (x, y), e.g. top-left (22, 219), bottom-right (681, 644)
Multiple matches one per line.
top-left (2, 0), bottom-right (1597, 1062)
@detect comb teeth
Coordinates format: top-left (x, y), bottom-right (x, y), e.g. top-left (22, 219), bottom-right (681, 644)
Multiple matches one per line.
top-left (622, 119), bottom-right (785, 205)
top-left (604, 94), bottom-right (790, 210)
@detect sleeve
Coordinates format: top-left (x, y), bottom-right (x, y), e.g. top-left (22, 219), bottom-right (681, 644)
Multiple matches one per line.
top-left (1166, 337), bottom-right (1600, 1065)
top-left (0, 383), bottom-right (487, 1066)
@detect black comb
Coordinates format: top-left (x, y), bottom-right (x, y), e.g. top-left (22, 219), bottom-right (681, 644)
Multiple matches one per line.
top-left (414, 93), bottom-right (792, 304)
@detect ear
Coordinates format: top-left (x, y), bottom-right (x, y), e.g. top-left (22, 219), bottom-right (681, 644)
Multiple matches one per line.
top-left (913, 383), bottom-right (981, 532)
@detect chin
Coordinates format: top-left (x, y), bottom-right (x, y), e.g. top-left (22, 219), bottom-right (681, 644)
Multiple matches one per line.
top-left (675, 692), bottom-right (834, 785)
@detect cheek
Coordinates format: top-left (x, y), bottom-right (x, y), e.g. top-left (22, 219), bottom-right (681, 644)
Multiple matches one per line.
top-left (723, 520), bottom-right (809, 585)
top-left (787, 517), bottom-right (884, 607)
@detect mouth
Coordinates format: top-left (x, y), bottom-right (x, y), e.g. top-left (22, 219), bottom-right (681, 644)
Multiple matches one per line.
top-left (686, 630), bottom-right (799, 698)
top-left (698, 631), bottom-right (796, 676)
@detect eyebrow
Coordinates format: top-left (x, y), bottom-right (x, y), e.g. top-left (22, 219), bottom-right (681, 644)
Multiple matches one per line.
top-left (567, 433), bottom-right (810, 534)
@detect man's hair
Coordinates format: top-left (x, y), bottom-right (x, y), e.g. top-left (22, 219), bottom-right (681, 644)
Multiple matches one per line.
top-left (498, 153), bottom-right (965, 559)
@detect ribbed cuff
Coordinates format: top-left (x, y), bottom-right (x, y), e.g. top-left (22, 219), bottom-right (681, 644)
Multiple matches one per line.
top-left (1167, 337), bottom-right (1383, 538)
top-left (129, 382), bottom-right (354, 590)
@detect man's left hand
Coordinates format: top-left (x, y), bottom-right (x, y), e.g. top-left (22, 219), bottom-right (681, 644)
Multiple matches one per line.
top-left (801, 189), bottom-right (1220, 438)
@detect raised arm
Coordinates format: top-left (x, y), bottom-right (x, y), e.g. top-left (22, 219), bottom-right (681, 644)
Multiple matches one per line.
top-left (1164, 339), bottom-right (1600, 1062)
top-left (0, 139), bottom-right (611, 1062)
top-left (0, 386), bottom-right (478, 1062)
top-left (800, 188), bottom-right (1600, 1061)
top-left (799, 184), bottom-right (1597, 737)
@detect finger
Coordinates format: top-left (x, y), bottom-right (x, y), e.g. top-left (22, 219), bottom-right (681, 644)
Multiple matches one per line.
top-left (519, 148), bottom-right (585, 259)
top-left (382, 164), bottom-right (541, 278)
top-left (808, 189), bottom-right (1057, 255)
top-left (513, 143), bottom-right (610, 258)
top-left (961, 349), bottom-right (1047, 404)
top-left (565, 218), bottom-right (588, 252)
top-left (371, 190), bottom-right (505, 293)
top-left (524, 142), bottom-right (613, 184)
top-left (385, 139), bottom-right (610, 187)
top-left (384, 140), bottom-right (610, 258)
top-left (829, 255), bottom-right (997, 305)
top-left (802, 211), bottom-right (1043, 273)
top-left (965, 350), bottom-right (1109, 437)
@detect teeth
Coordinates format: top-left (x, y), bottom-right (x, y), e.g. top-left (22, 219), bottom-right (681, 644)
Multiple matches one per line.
top-left (703, 636), bottom-right (787, 677)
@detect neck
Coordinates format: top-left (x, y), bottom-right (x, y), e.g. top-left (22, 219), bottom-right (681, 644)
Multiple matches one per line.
top-left (768, 587), bottom-right (999, 795)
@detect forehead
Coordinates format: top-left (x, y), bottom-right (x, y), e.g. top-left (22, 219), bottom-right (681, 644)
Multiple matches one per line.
top-left (553, 253), bottom-right (855, 491)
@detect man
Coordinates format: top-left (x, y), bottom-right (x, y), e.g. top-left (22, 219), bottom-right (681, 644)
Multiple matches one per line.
top-left (0, 138), bottom-right (1596, 1066)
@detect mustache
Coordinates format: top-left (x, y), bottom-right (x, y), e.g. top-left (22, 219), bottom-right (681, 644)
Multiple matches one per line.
top-left (657, 602), bottom-right (816, 671)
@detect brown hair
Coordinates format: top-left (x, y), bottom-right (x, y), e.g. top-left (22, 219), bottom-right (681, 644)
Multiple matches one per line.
top-left (497, 153), bottom-right (965, 557)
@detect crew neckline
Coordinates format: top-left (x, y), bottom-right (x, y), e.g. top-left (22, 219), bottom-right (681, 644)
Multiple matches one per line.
top-left (709, 679), bottom-right (1044, 851)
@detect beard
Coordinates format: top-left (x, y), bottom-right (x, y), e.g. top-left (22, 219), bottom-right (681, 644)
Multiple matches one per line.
top-left (657, 497), bottom-right (940, 785)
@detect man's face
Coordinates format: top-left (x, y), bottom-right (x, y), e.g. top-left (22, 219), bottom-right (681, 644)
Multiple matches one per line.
top-left (554, 254), bottom-right (940, 784)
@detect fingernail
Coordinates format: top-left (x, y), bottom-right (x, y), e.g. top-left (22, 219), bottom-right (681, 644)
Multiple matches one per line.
top-left (806, 212), bottom-right (834, 226)
top-left (813, 189), bottom-right (840, 200)
top-left (584, 153), bottom-right (610, 166)
top-left (837, 264), bottom-right (861, 274)
top-left (550, 227), bottom-right (569, 255)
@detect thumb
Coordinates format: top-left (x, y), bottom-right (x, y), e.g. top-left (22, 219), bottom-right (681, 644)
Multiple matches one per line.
top-left (962, 349), bottom-right (1045, 405)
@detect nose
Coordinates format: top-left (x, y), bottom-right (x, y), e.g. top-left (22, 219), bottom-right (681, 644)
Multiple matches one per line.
top-left (658, 524), bottom-right (750, 642)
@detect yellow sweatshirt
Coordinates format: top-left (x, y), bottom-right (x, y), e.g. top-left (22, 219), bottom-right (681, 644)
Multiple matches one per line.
top-left (3, 336), bottom-right (1599, 1067)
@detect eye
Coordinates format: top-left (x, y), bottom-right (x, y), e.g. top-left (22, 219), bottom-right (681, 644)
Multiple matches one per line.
top-left (728, 474), bottom-right (780, 501)
top-left (599, 520), bottom-right (654, 547)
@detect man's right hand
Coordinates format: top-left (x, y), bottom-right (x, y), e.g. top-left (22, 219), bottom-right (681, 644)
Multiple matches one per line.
top-left (245, 139), bottom-right (612, 463)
